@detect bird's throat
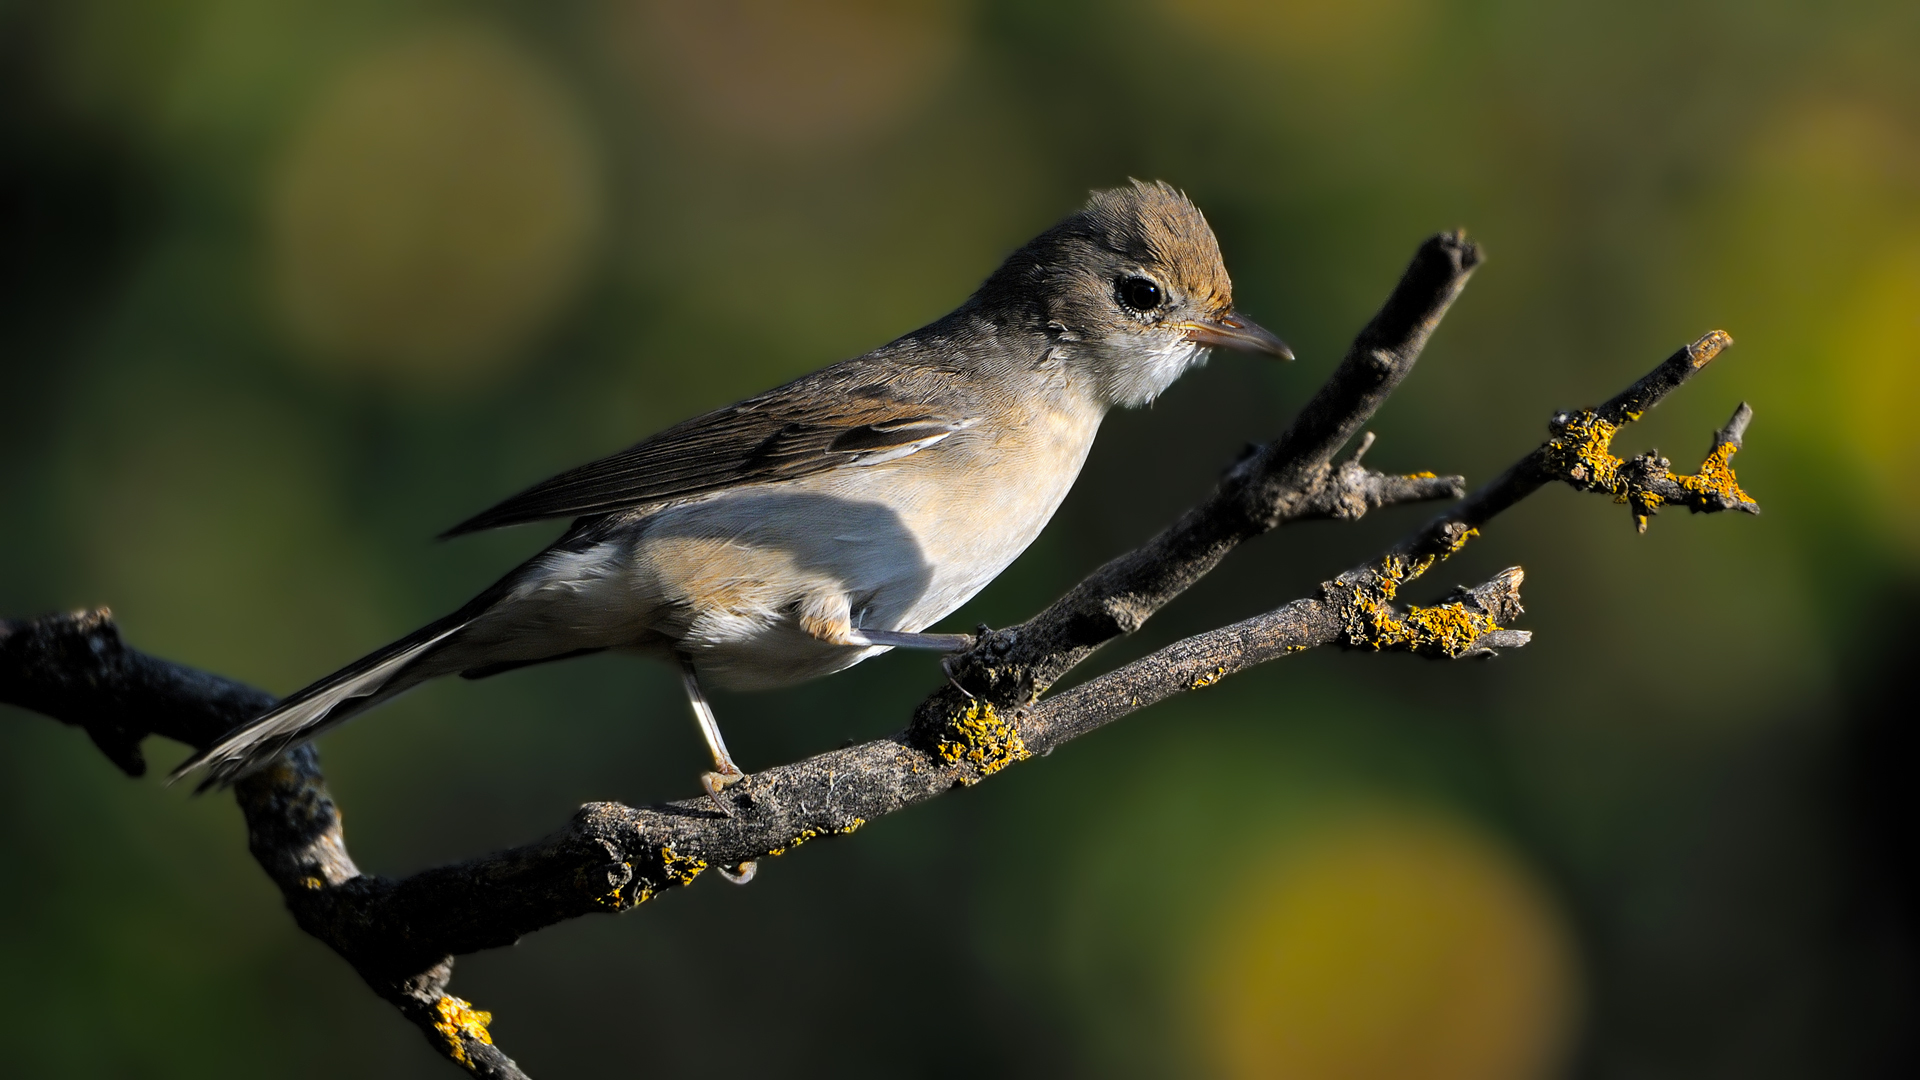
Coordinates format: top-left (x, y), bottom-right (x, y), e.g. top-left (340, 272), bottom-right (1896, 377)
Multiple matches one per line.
top-left (1094, 337), bottom-right (1210, 408)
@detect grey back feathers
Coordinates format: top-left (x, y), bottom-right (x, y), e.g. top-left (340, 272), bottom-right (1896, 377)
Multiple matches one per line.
top-left (439, 381), bottom-right (982, 537)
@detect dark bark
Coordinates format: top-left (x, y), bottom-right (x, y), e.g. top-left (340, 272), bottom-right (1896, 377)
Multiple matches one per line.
top-left (0, 233), bottom-right (1759, 1077)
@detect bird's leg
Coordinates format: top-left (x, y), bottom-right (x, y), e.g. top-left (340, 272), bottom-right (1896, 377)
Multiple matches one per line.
top-left (798, 596), bottom-right (974, 653)
top-left (679, 656), bottom-right (744, 797)
top-left (677, 659), bottom-right (759, 882)
top-left (839, 627), bottom-right (975, 651)
top-left (807, 611), bottom-right (976, 694)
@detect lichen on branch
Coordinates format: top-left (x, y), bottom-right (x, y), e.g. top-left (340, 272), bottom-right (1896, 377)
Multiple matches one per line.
top-left (1534, 329), bottom-right (1759, 532)
top-left (1546, 388), bottom-right (1758, 532)
top-left (926, 698), bottom-right (1031, 783)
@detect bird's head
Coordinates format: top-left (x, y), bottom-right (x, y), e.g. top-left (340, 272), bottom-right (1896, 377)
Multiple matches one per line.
top-left (977, 179), bottom-right (1291, 408)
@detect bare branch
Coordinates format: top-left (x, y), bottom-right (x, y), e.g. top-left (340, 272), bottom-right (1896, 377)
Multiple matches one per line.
top-left (0, 610), bottom-right (526, 1077)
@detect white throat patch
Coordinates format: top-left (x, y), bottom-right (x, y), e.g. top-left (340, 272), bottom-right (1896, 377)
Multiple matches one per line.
top-left (1095, 334), bottom-right (1211, 408)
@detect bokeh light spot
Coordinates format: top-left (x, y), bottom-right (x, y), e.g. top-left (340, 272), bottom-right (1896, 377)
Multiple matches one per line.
top-left (612, 0), bottom-right (965, 148)
top-left (1713, 97), bottom-right (1920, 553)
top-left (269, 24), bottom-right (603, 389)
top-left (1189, 812), bottom-right (1577, 1080)
top-left (1836, 244), bottom-right (1920, 552)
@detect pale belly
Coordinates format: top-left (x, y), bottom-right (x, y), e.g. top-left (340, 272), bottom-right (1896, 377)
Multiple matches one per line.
top-left (485, 403), bottom-right (1103, 691)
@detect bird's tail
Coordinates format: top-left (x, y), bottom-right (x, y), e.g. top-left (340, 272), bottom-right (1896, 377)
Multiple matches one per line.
top-left (169, 612), bottom-right (473, 791)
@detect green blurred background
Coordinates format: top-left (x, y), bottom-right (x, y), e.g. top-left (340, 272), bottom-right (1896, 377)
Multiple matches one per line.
top-left (3, 1), bottom-right (1916, 1076)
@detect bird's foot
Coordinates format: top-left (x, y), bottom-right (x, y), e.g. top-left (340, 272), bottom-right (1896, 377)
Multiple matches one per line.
top-left (718, 861), bottom-right (758, 885)
top-left (701, 768), bottom-right (746, 815)
top-left (940, 653), bottom-right (977, 699)
top-left (937, 623), bottom-right (1007, 698)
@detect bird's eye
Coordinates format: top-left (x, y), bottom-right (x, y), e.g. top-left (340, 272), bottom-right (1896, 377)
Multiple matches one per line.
top-left (1117, 276), bottom-right (1164, 313)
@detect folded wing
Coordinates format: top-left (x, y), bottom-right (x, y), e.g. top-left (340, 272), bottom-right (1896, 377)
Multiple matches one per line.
top-left (441, 380), bottom-right (978, 537)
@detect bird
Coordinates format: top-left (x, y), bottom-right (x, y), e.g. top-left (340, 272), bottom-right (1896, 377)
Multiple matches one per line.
top-left (172, 180), bottom-right (1292, 796)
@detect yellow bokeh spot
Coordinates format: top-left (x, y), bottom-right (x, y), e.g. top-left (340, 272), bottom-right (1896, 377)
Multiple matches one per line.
top-left (1835, 243), bottom-right (1920, 550)
top-left (611, 0), bottom-right (964, 148)
top-left (1713, 96), bottom-right (1920, 554)
top-left (269, 23), bottom-right (603, 388)
top-left (1189, 812), bottom-right (1577, 1080)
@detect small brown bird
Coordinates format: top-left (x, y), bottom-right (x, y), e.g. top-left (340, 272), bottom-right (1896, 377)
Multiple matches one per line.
top-left (175, 180), bottom-right (1290, 794)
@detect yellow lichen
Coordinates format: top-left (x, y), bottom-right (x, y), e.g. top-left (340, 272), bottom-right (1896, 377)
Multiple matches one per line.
top-left (589, 861), bottom-right (634, 909)
top-left (432, 995), bottom-right (494, 1067)
top-left (1345, 594), bottom-right (1502, 659)
top-left (619, 845), bottom-right (707, 906)
top-left (300, 876), bottom-right (325, 891)
top-left (767, 828), bottom-right (824, 858)
top-left (1374, 552), bottom-right (1428, 597)
top-left (659, 846), bottom-right (706, 887)
top-left (1399, 602), bottom-right (1503, 658)
top-left (1371, 535), bottom-right (1467, 600)
top-left (933, 699), bottom-right (1030, 784)
top-left (1189, 665), bottom-right (1229, 690)
top-left (1543, 397), bottom-right (1750, 532)
top-left (1334, 537), bottom-right (1506, 658)
top-left (767, 818), bottom-right (865, 858)
top-left (1545, 410), bottom-right (1623, 494)
top-left (1672, 440), bottom-right (1752, 506)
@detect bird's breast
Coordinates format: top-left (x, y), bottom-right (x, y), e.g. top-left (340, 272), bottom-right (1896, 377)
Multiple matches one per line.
top-left (607, 389), bottom-right (1104, 688)
top-left (867, 392), bottom-right (1103, 626)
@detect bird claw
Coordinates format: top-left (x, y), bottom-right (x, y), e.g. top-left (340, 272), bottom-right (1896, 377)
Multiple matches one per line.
top-left (940, 653), bottom-right (976, 699)
top-left (718, 861), bottom-right (758, 885)
top-left (701, 769), bottom-right (746, 815)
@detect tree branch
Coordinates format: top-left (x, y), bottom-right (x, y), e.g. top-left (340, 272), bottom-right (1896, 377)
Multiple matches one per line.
top-left (0, 609), bottom-right (522, 1075)
top-left (0, 233), bottom-right (1759, 1076)
top-left (1023, 332), bottom-right (1755, 746)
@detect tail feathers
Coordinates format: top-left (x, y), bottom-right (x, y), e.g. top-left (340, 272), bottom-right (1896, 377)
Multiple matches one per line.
top-left (170, 619), bottom-right (469, 791)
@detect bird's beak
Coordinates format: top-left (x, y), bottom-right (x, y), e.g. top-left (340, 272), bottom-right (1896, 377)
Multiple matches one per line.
top-left (1181, 312), bottom-right (1294, 360)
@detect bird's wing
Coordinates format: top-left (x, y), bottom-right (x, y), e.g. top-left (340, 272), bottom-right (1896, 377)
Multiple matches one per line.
top-left (440, 377), bottom-right (979, 537)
